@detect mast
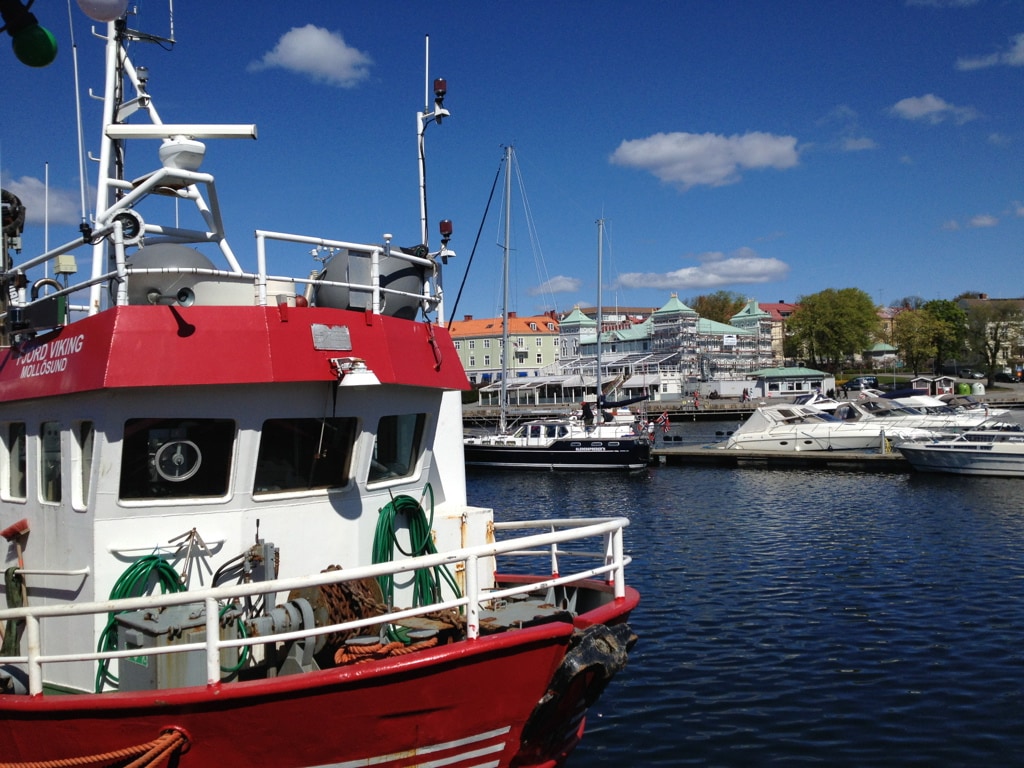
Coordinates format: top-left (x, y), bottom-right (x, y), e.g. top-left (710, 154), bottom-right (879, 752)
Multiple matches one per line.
top-left (499, 145), bottom-right (512, 434)
top-left (596, 218), bottom-right (604, 407)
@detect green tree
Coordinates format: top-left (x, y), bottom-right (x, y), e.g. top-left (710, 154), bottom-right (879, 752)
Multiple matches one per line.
top-left (921, 299), bottom-right (967, 372)
top-left (688, 291), bottom-right (747, 324)
top-left (961, 299), bottom-right (1024, 381)
top-left (891, 309), bottom-right (942, 375)
top-left (786, 288), bottom-right (880, 371)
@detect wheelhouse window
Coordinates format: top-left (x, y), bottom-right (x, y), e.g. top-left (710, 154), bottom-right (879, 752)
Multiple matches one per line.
top-left (2, 422), bottom-right (26, 501)
top-left (254, 417), bottom-right (357, 494)
top-left (73, 421), bottom-right (94, 511)
top-left (40, 421), bottom-right (61, 503)
top-left (120, 419), bottom-right (235, 500)
top-left (368, 413), bottom-right (425, 483)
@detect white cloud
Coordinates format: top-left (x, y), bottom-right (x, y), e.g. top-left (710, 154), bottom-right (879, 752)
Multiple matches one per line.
top-left (1013, 201), bottom-right (1024, 218)
top-left (248, 25), bottom-right (372, 88)
top-left (614, 247), bottom-right (789, 290)
top-left (956, 32), bottom-right (1024, 71)
top-left (609, 131), bottom-right (799, 190)
top-left (968, 214), bottom-right (998, 228)
top-left (941, 219), bottom-right (960, 231)
top-left (531, 276), bottom-right (581, 295)
top-left (889, 94), bottom-right (979, 124)
top-left (842, 137), bottom-right (877, 152)
top-left (3, 175), bottom-right (82, 226)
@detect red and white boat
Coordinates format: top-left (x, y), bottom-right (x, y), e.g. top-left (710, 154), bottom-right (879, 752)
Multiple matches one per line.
top-left (0, 11), bottom-right (638, 767)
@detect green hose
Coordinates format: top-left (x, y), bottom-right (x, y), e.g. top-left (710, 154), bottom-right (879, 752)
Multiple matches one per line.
top-left (373, 484), bottom-right (461, 642)
top-left (95, 555), bottom-right (186, 692)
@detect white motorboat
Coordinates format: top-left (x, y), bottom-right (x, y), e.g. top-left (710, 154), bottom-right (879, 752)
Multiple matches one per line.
top-left (896, 421), bottom-right (1024, 476)
top-left (720, 404), bottom-right (938, 452)
top-left (828, 395), bottom-right (994, 432)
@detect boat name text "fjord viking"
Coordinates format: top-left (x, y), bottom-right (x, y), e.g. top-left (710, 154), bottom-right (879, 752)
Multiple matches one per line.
top-left (16, 334), bottom-right (85, 378)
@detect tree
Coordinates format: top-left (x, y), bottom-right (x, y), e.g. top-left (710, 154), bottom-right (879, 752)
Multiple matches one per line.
top-left (688, 291), bottom-right (747, 324)
top-left (894, 295), bottom-right (926, 310)
top-left (786, 288), bottom-right (880, 371)
top-left (891, 309), bottom-right (942, 375)
top-left (921, 299), bottom-right (967, 372)
top-left (961, 299), bottom-right (1024, 381)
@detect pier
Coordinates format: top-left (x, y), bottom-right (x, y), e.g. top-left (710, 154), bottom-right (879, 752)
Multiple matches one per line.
top-left (651, 443), bottom-right (910, 472)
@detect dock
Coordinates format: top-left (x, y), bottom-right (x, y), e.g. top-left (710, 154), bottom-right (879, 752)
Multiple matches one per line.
top-left (652, 444), bottom-right (910, 472)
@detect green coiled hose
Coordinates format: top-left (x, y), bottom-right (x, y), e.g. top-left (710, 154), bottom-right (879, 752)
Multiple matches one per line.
top-left (373, 484), bottom-right (461, 641)
top-left (95, 555), bottom-right (187, 692)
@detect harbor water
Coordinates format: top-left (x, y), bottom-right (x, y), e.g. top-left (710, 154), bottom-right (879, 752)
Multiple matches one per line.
top-left (466, 416), bottom-right (1024, 766)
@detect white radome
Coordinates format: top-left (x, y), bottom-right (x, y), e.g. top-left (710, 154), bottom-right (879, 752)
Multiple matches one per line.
top-left (76, 0), bottom-right (129, 23)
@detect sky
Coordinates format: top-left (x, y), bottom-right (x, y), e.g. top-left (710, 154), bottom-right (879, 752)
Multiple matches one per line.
top-left (2, 0), bottom-right (1023, 324)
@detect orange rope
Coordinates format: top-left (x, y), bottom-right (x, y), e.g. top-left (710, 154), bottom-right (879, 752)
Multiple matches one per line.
top-left (333, 637), bottom-right (438, 665)
top-left (0, 729), bottom-right (188, 768)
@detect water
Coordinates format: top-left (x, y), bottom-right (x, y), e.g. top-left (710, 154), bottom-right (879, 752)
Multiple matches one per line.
top-left (466, 417), bottom-right (1024, 767)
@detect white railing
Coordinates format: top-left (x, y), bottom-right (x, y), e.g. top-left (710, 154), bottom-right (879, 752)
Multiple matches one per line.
top-left (1, 222), bottom-right (443, 328)
top-left (0, 517), bottom-right (630, 697)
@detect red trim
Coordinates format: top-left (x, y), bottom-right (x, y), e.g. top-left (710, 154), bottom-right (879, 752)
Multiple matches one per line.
top-left (0, 306), bottom-right (469, 401)
top-left (0, 621), bottom-right (588, 767)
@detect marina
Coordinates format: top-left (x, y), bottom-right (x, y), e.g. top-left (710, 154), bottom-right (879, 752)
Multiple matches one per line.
top-left (466, 425), bottom-right (1024, 766)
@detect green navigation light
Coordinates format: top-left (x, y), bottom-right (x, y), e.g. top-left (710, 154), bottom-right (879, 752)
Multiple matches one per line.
top-left (12, 21), bottom-right (56, 66)
top-left (1, 0), bottom-right (57, 67)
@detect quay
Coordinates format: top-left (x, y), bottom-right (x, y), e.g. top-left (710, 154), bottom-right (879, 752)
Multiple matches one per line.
top-left (651, 443), bottom-right (910, 472)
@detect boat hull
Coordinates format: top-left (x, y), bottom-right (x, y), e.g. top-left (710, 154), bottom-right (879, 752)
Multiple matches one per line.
top-left (723, 432), bottom-right (886, 452)
top-left (464, 438), bottom-right (651, 470)
top-left (897, 444), bottom-right (1024, 477)
top-left (0, 587), bottom-right (638, 768)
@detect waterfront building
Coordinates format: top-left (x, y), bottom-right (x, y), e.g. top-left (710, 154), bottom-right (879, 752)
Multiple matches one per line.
top-left (454, 295), bottom-right (804, 402)
top-left (448, 311), bottom-right (560, 385)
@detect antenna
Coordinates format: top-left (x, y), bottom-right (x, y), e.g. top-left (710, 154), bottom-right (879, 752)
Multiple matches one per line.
top-left (44, 161), bottom-right (48, 278)
top-left (66, 0), bottom-right (90, 237)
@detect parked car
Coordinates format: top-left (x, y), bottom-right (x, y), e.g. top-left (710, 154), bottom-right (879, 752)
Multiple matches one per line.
top-left (994, 372), bottom-right (1020, 383)
top-left (960, 369), bottom-right (985, 379)
top-left (843, 376), bottom-right (880, 391)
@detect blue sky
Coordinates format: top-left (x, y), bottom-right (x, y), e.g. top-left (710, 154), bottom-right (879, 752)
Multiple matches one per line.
top-left (2, 0), bottom-right (1022, 323)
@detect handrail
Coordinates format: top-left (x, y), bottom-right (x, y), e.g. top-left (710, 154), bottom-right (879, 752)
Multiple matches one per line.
top-left (0, 517), bottom-right (630, 696)
top-left (3, 227), bottom-right (442, 322)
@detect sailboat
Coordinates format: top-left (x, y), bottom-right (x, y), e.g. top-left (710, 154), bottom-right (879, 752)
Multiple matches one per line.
top-left (463, 155), bottom-right (651, 470)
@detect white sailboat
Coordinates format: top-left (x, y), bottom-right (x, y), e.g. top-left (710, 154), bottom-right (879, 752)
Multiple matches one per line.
top-left (463, 150), bottom-right (651, 470)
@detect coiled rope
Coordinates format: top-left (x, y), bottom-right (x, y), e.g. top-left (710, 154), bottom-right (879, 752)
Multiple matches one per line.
top-left (0, 728), bottom-right (188, 768)
top-left (332, 636), bottom-right (439, 666)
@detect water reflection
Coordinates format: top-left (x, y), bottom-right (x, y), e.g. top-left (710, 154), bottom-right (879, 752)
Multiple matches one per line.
top-left (467, 447), bottom-right (1024, 767)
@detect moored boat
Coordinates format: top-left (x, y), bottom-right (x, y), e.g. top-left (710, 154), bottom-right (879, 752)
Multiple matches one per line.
top-left (719, 403), bottom-right (938, 452)
top-left (461, 151), bottom-right (650, 471)
top-left (0, 13), bottom-right (637, 767)
top-left (895, 420), bottom-right (1024, 476)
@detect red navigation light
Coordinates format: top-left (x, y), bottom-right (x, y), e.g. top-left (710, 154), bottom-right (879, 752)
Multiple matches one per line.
top-left (433, 78), bottom-right (447, 99)
top-left (439, 219), bottom-right (453, 238)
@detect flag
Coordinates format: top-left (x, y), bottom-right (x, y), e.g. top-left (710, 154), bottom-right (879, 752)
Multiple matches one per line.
top-left (655, 411), bottom-right (670, 433)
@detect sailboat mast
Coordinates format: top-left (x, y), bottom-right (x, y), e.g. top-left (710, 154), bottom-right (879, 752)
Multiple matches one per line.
top-left (499, 146), bottom-right (513, 434)
top-left (596, 218), bottom-right (604, 407)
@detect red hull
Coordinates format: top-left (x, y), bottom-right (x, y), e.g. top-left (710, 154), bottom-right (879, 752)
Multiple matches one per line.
top-left (0, 590), bottom-right (638, 768)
